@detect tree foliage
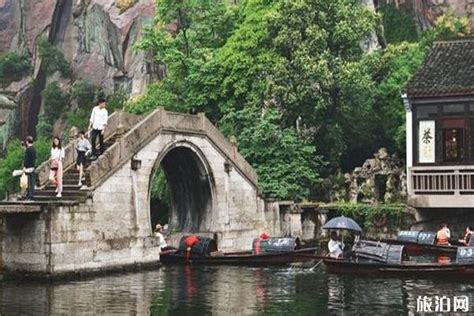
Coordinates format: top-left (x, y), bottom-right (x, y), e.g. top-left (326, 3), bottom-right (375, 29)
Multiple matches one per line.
top-left (71, 80), bottom-right (96, 109)
top-left (38, 81), bottom-right (70, 138)
top-left (0, 52), bottom-right (31, 85)
top-left (0, 138), bottom-right (50, 199)
top-left (127, 0), bottom-right (472, 201)
top-left (38, 39), bottom-right (72, 77)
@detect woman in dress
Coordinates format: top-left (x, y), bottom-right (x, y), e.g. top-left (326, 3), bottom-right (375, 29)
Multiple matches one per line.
top-left (50, 137), bottom-right (65, 198)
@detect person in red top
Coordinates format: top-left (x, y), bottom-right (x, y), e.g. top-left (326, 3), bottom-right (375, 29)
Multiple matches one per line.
top-left (184, 235), bottom-right (199, 261)
top-left (254, 232), bottom-right (271, 255)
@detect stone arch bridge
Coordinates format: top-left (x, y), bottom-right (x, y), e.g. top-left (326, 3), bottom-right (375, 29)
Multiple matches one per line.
top-left (0, 109), bottom-right (306, 276)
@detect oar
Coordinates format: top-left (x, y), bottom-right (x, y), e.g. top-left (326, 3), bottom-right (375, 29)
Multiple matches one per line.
top-left (309, 259), bottom-right (322, 271)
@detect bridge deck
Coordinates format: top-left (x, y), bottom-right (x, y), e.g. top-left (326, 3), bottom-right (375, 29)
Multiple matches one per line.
top-left (0, 201), bottom-right (80, 215)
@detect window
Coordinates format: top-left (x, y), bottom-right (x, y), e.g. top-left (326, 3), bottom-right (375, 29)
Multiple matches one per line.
top-left (443, 128), bottom-right (464, 162)
top-left (469, 104), bottom-right (474, 114)
top-left (416, 105), bottom-right (438, 119)
top-left (413, 103), bottom-right (474, 165)
top-left (442, 104), bottom-right (465, 116)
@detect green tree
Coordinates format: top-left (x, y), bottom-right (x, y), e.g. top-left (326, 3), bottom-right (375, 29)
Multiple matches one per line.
top-left (71, 80), bottom-right (96, 109)
top-left (0, 138), bottom-right (50, 199)
top-left (132, 0), bottom-right (238, 118)
top-left (38, 39), bottom-right (72, 77)
top-left (380, 4), bottom-right (418, 44)
top-left (38, 81), bottom-right (69, 138)
top-left (216, 0), bottom-right (378, 169)
top-left (222, 106), bottom-right (325, 200)
top-left (0, 52), bottom-right (31, 85)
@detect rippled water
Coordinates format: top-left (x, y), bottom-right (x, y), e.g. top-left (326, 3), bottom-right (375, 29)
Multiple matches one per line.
top-left (0, 265), bottom-right (473, 315)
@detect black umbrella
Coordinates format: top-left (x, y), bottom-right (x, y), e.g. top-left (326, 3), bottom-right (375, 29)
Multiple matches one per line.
top-left (322, 215), bottom-right (362, 233)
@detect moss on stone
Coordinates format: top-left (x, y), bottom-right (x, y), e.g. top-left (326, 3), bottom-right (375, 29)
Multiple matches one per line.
top-left (115, 0), bottom-right (138, 13)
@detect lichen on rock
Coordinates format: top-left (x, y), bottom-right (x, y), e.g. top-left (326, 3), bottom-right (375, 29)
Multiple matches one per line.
top-left (115, 0), bottom-right (138, 13)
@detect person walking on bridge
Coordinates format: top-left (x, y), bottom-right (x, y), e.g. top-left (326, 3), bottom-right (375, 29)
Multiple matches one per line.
top-left (23, 136), bottom-right (36, 200)
top-left (89, 97), bottom-right (108, 160)
top-left (50, 137), bottom-right (65, 198)
top-left (76, 131), bottom-right (91, 186)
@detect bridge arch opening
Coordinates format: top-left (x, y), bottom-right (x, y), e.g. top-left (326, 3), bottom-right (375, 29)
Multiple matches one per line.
top-left (149, 144), bottom-right (214, 234)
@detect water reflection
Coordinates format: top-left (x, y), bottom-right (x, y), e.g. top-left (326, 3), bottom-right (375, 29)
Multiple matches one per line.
top-left (0, 266), bottom-right (473, 315)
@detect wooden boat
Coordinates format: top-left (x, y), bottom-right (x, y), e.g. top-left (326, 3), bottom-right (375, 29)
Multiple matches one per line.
top-left (160, 248), bottom-right (319, 265)
top-left (323, 258), bottom-right (474, 276)
top-left (160, 236), bottom-right (319, 265)
top-left (383, 230), bottom-right (462, 255)
top-left (323, 240), bottom-right (474, 277)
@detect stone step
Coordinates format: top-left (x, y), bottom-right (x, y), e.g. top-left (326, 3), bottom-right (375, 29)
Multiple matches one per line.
top-left (45, 184), bottom-right (82, 190)
top-left (38, 189), bottom-right (89, 196)
top-left (62, 173), bottom-right (89, 179)
top-left (32, 196), bottom-right (86, 203)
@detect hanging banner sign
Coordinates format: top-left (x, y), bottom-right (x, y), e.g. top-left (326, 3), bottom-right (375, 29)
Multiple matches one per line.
top-left (418, 120), bottom-right (435, 163)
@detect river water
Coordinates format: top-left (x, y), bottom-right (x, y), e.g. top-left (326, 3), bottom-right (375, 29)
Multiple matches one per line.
top-left (0, 265), bottom-right (473, 315)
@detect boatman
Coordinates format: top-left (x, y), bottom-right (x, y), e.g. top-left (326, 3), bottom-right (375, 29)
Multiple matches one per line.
top-left (436, 223), bottom-right (451, 246)
top-left (328, 231), bottom-right (344, 258)
top-left (459, 226), bottom-right (473, 246)
top-left (184, 235), bottom-right (200, 261)
top-left (254, 232), bottom-right (271, 255)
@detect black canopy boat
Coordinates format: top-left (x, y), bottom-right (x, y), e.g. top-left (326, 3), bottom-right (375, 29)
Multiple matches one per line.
top-left (160, 236), bottom-right (319, 265)
top-left (323, 240), bottom-right (474, 276)
top-left (382, 230), bottom-right (468, 255)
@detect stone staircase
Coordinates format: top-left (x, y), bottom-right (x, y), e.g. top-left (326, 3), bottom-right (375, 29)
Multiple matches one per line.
top-left (28, 111), bottom-right (142, 204)
top-left (0, 107), bottom-right (259, 214)
top-left (33, 135), bottom-right (120, 202)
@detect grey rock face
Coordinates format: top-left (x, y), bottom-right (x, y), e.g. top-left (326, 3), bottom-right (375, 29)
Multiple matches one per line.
top-left (0, 0), bottom-right (156, 139)
top-left (332, 148), bottom-right (407, 204)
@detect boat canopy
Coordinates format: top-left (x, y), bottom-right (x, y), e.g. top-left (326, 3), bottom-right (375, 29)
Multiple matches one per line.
top-left (354, 240), bottom-right (407, 264)
top-left (397, 231), bottom-right (436, 245)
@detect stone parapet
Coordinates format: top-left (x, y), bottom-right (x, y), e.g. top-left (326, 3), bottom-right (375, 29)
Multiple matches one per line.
top-left (87, 108), bottom-right (258, 189)
top-left (35, 110), bottom-right (142, 187)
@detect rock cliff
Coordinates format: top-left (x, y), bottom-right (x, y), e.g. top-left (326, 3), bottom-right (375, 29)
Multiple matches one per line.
top-left (331, 148), bottom-right (407, 204)
top-left (0, 0), bottom-right (155, 142)
top-left (382, 0), bottom-right (474, 31)
top-left (0, 0), bottom-right (472, 146)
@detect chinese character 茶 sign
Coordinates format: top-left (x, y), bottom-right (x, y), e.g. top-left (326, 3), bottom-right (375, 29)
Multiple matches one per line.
top-left (418, 120), bottom-right (435, 163)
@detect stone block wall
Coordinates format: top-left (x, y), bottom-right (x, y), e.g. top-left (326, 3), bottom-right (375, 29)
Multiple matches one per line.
top-left (114, 132), bottom-right (270, 252)
top-left (1, 200), bottom-right (161, 275)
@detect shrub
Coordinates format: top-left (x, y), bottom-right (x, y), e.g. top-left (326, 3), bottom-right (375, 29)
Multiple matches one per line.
top-left (65, 108), bottom-right (90, 131)
top-left (71, 80), bottom-right (96, 109)
top-left (0, 138), bottom-right (50, 199)
top-left (107, 89), bottom-right (128, 111)
top-left (41, 81), bottom-right (69, 122)
top-left (38, 39), bottom-right (72, 77)
top-left (0, 52), bottom-right (31, 85)
top-left (330, 202), bottom-right (405, 230)
top-left (38, 81), bottom-right (69, 138)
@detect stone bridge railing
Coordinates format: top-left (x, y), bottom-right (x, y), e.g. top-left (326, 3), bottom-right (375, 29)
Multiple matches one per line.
top-left (87, 107), bottom-right (258, 189)
top-left (36, 110), bottom-right (142, 187)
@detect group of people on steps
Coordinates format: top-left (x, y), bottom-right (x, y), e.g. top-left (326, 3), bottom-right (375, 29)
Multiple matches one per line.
top-left (22, 98), bottom-right (108, 200)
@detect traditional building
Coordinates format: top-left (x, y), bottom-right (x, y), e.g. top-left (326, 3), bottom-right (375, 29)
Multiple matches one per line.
top-left (403, 38), bottom-right (474, 208)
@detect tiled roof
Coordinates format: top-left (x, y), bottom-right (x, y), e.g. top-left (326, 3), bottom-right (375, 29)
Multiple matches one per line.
top-left (406, 38), bottom-right (474, 98)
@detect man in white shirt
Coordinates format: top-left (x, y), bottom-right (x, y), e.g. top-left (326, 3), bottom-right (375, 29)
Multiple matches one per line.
top-left (328, 231), bottom-right (344, 259)
top-left (89, 97), bottom-right (108, 159)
